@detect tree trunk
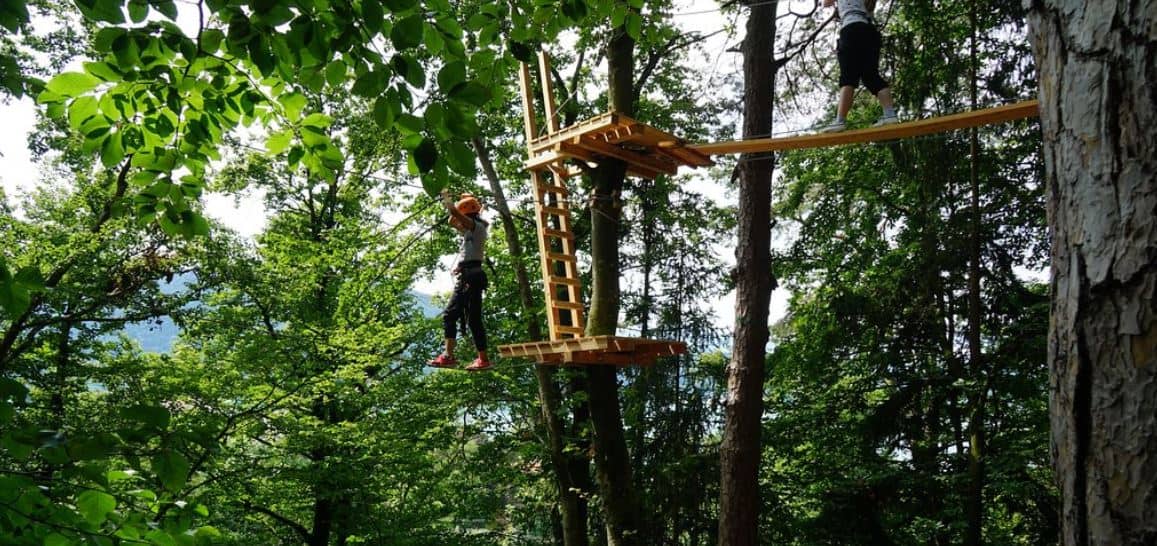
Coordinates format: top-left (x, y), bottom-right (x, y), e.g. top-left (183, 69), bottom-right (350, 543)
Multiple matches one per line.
top-left (964, 5), bottom-right (986, 543)
top-left (1027, 2), bottom-right (1157, 545)
top-left (585, 18), bottom-right (644, 546)
top-left (474, 136), bottom-right (590, 546)
top-left (718, 2), bottom-right (777, 545)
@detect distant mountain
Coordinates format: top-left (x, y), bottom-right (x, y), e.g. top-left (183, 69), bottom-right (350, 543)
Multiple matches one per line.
top-left (120, 285), bottom-right (439, 354)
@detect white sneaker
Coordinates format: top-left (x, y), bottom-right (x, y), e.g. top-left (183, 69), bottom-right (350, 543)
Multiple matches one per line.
top-left (872, 115), bottom-right (899, 127)
top-left (819, 121), bottom-right (846, 133)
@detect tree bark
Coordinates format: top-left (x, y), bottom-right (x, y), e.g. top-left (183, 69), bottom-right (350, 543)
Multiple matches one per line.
top-left (585, 18), bottom-right (644, 546)
top-left (964, 4), bottom-right (986, 543)
top-left (718, 2), bottom-right (777, 545)
top-left (1027, 2), bottom-right (1157, 545)
top-left (474, 136), bottom-right (590, 546)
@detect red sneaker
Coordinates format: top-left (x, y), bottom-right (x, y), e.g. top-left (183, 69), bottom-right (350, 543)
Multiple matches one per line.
top-left (465, 358), bottom-right (493, 371)
top-left (428, 354), bottom-right (457, 368)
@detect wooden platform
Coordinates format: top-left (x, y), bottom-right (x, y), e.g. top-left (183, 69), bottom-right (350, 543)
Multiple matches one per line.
top-left (498, 335), bottom-right (687, 366)
top-left (526, 112), bottom-right (715, 179)
top-left (690, 100), bottom-right (1039, 156)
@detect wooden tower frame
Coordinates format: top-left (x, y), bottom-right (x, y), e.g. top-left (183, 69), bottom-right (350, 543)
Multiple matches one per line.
top-left (496, 52), bottom-right (1039, 366)
top-left (496, 53), bottom-right (690, 366)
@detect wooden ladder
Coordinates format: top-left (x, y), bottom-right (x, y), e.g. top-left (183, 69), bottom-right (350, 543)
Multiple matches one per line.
top-left (519, 53), bottom-right (585, 341)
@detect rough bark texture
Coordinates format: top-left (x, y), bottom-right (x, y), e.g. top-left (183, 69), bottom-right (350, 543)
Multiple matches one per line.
top-left (964, 6), bottom-right (986, 543)
top-left (1027, 2), bottom-right (1157, 545)
top-left (586, 20), bottom-right (644, 546)
top-left (718, 2), bottom-right (777, 545)
top-left (474, 136), bottom-right (590, 546)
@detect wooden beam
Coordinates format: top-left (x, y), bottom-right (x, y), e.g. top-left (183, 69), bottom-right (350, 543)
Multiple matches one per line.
top-left (517, 63), bottom-right (538, 147)
top-left (537, 51), bottom-right (560, 133)
top-left (566, 138), bottom-right (677, 177)
top-left (690, 100), bottom-right (1040, 156)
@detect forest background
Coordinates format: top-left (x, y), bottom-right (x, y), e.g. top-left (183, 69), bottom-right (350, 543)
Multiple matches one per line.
top-left (1, 0), bottom-right (1057, 545)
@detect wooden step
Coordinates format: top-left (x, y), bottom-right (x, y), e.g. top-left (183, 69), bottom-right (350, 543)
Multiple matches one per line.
top-left (553, 325), bottom-right (586, 336)
top-left (541, 206), bottom-right (570, 217)
top-left (537, 184), bottom-right (571, 196)
top-left (546, 253), bottom-right (577, 263)
top-left (548, 275), bottom-right (582, 286)
top-left (552, 300), bottom-right (585, 310)
top-left (543, 229), bottom-right (575, 240)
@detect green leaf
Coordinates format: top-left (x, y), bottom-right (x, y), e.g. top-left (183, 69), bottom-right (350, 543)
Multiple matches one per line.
top-left (45, 72), bottom-right (102, 97)
top-left (444, 140), bottom-right (477, 177)
top-left (0, 377), bottom-right (29, 399)
top-left (152, 450), bottom-right (190, 492)
top-left (372, 96), bottom-right (397, 129)
top-left (395, 113), bottom-right (423, 134)
top-left (266, 130), bottom-right (292, 154)
top-left (76, 490), bottom-right (116, 525)
top-left (302, 113), bottom-right (332, 129)
top-left (449, 81), bottom-right (492, 107)
top-left (248, 34), bottom-right (275, 77)
top-left (120, 404), bottom-right (171, 429)
top-left (390, 14), bottom-right (424, 50)
top-left (76, 0), bottom-right (125, 24)
top-left (0, 0), bottom-right (29, 33)
top-left (382, 0), bottom-right (419, 12)
top-left (44, 533), bottom-right (71, 546)
top-left (13, 267), bottom-right (43, 289)
top-left (127, 0), bottom-right (147, 22)
top-left (437, 61), bottom-right (466, 94)
top-left (83, 61), bottom-right (121, 82)
top-left (324, 60), bottom-right (346, 87)
top-left (156, 0), bottom-right (178, 20)
top-left (350, 69), bottom-right (387, 97)
top-left (279, 92), bottom-right (308, 122)
top-left (361, 0), bottom-right (384, 33)
top-left (509, 41), bottom-right (535, 62)
top-left (200, 29), bottom-right (225, 53)
top-left (145, 529), bottom-right (177, 546)
top-left (625, 12), bottom-right (642, 40)
top-left (412, 138), bottom-right (437, 173)
top-left (100, 132), bottom-right (125, 168)
top-left (190, 214), bottom-right (210, 237)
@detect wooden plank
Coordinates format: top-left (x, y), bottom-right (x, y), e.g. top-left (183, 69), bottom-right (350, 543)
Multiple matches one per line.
top-left (548, 275), bottom-right (582, 286)
top-left (546, 252), bottom-right (578, 263)
top-left (552, 300), bottom-right (585, 310)
top-left (657, 140), bottom-right (715, 167)
top-left (528, 113), bottom-right (620, 151)
top-left (570, 136), bottom-right (679, 176)
top-left (541, 206), bottom-right (570, 217)
top-left (543, 229), bottom-right (575, 240)
top-left (517, 63), bottom-right (538, 147)
top-left (537, 51), bottom-right (560, 133)
top-left (497, 336), bottom-right (687, 366)
top-left (690, 100), bottom-right (1040, 156)
top-left (536, 184), bottom-right (571, 197)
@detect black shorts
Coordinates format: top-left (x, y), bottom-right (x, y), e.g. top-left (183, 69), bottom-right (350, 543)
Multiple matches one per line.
top-left (837, 22), bottom-right (888, 94)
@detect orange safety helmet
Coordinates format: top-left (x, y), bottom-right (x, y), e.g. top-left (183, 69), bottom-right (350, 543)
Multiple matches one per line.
top-left (455, 194), bottom-right (482, 215)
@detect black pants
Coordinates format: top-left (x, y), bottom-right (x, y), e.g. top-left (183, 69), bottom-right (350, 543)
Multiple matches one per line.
top-left (837, 22), bottom-right (888, 94)
top-left (443, 265), bottom-right (488, 351)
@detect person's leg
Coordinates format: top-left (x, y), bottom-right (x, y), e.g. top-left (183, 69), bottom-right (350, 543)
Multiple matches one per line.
top-left (862, 26), bottom-right (896, 124)
top-left (465, 274), bottom-right (491, 370)
top-left (431, 282), bottom-right (466, 367)
top-left (837, 85), bottom-right (856, 120)
top-left (824, 25), bottom-right (860, 132)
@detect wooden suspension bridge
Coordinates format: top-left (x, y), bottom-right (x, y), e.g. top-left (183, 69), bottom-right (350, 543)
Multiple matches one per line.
top-left (497, 53), bottom-right (1040, 367)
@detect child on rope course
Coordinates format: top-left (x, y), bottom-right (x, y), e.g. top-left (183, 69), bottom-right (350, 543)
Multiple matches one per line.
top-left (822, 0), bottom-right (898, 132)
top-left (428, 190), bottom-right (493, 371)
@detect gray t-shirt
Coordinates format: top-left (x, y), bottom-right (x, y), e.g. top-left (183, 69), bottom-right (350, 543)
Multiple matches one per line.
top-left (459, 217), bottom-right (488, 263)
top-left (836, 0), bottom-right (872, 28)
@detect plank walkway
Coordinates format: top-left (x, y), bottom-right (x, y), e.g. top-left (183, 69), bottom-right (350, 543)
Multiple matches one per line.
top-left (690, 100), bottom-right (1039, 156)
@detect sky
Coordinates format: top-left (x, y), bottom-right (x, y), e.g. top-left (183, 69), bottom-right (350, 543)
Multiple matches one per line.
top-left (0, 0), bottom-right (812, 341)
